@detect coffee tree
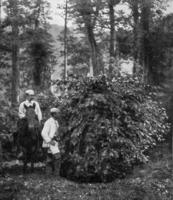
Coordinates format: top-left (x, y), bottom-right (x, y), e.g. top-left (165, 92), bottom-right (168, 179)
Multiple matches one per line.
top-left (57, 74), bottom-right (169, 182)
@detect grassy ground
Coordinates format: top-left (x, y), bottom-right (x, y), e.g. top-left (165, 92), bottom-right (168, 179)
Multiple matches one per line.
top-left (1, 146), bottom-right (173, 200)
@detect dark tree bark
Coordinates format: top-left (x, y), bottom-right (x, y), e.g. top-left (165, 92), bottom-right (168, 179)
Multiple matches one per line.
top-left (64, 0), bottom-right (68, 80)
top-left (0, 0), bottom-right (2, 24)
top-left (85, 23), bottom-right (100, 76)
top-left (80, 0), bottom-right (103, 76)
top-left (130, 0), bottom-right (140, 74)
top-left (141, 0), bottom-right (152, 84)
top-left (108, 0), bottom-right (115, 75)
top-left (11, 36), bottom-right (19, 106)
top-left (108, 0), bottom-right (120, 75)
top-left (10, 1), bottom-right (19, 106)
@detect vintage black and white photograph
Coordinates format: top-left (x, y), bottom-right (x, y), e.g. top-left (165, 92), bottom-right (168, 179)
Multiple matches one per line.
top-left (0, 0), bottom-right (173, 199)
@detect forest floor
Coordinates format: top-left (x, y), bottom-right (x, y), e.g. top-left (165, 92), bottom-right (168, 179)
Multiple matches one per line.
top-left (1, 145), bottom-right (173, 200)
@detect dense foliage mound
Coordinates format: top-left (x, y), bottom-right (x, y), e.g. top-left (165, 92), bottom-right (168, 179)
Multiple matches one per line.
top-left (58, 75), bottom-right (169, 182)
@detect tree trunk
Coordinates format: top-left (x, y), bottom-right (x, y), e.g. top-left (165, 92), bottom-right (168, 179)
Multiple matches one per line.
top-left (11, 1), bottom-right (19, 107)
top-left (109, 0), bottom-right (115, 75)
top-left (86, 23), bottom-right (101, 76)
top-left (80, 0), bottom-right (103, 76)
top-left (0, 0), bottom-right (2, 24)
top-left (131, 0), bottom-right (140, 74)
top-left (11, 26), bottom-right (19, 106)
top-left (108, 0), bottom-right (120, 76)
top-left (141, 0), bottom-right (152, 84)
top-left (64, 0), bottom-right (68, 80)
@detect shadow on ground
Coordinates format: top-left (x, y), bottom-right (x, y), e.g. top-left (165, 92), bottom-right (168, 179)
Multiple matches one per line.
top-left (1, 145), bottom-right (173, 200)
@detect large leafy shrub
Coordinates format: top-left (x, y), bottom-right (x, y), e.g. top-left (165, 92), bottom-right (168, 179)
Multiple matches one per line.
top-left (58, 75), bottom-right (169, 182)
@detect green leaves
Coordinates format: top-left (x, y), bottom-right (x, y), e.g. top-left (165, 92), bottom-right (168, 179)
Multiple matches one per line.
top-left (58, 74), bottom-right (170, 182)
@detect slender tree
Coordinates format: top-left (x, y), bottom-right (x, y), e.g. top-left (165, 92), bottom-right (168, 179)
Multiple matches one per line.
top-left (6, 0), bottom-right (20, 106)
top-left (0, 0), bottom-right (2, 24)
top-left (140, 0), bottom-right (151, 83)
top-left (64, 0), bottom-right (68, 80)
top-left (2, 0), bottom-right (54, 100)
top-left (108, 0), bottom-right (120, 75)
top-left (126, 0), bottom-right (169, 81)
top-left (3, 0), bottom-right (34, 105)
top-left (128, 0), bottom-right (140, 73)
top-left (69, 0), bottom-right (104, 76)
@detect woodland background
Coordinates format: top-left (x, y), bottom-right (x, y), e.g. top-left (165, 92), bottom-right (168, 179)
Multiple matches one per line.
top-left (1, 0), bottom-right (173, 199)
